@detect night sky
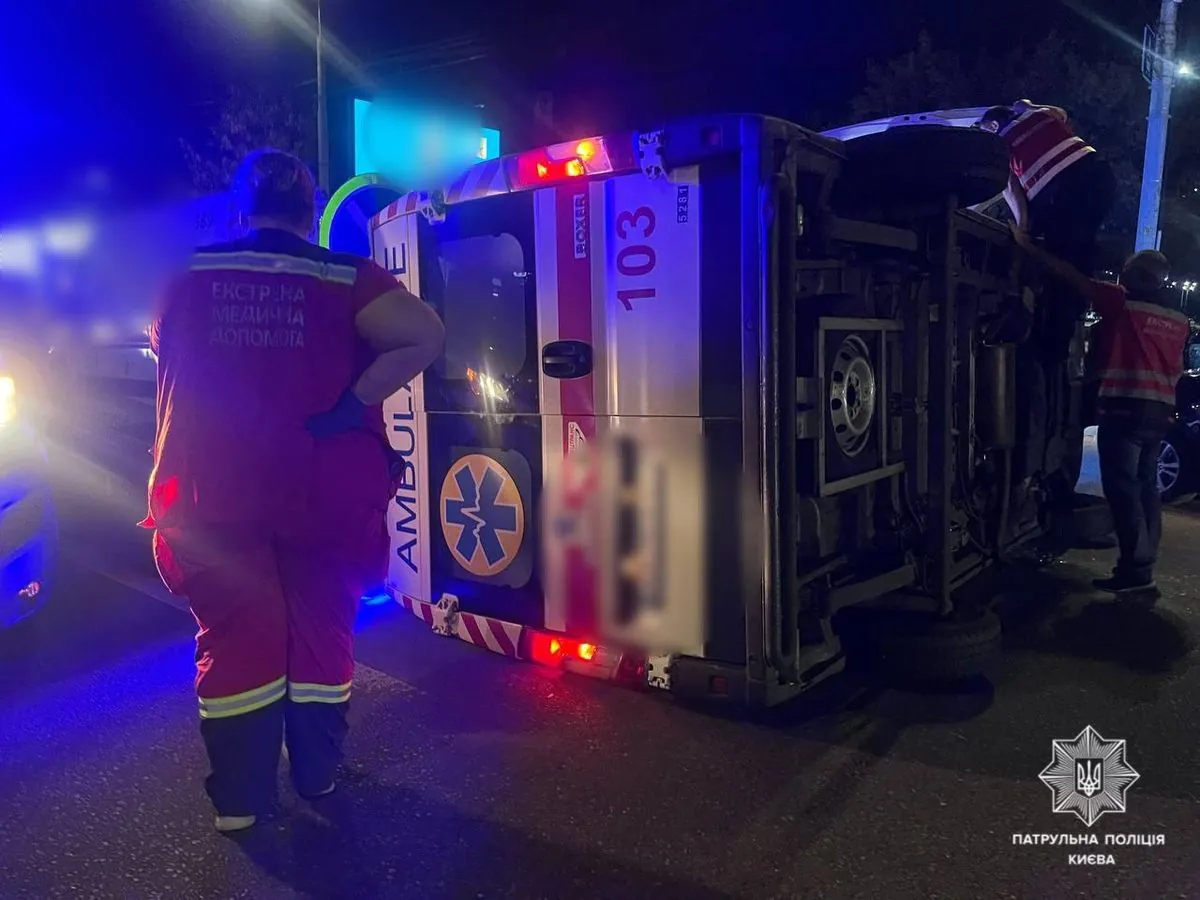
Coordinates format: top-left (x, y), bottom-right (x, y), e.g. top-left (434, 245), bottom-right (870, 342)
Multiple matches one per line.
top-left (0, 0), bottom-right (1190, 219)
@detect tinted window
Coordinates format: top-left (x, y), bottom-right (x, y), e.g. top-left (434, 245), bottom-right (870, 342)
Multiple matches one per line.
top-left (428, 233), bottom-right (528, 380)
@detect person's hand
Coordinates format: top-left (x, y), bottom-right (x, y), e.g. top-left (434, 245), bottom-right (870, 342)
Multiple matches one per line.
top-left (1009, 221), bottom-right (1033, 251)
top-left (306, 388), bottom-right (370, 439)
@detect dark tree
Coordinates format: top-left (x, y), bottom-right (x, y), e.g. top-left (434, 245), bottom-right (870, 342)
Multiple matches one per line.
top-left (179, 86), bottom-right (315, 195)
top-left (846, 30), bottom-right (1200, 256)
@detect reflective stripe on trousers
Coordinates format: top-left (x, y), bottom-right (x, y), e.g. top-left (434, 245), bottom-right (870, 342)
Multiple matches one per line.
top-left (198, 675), bottom-right (287, 720)
top-left (288, 680), bottom-right (352, 705)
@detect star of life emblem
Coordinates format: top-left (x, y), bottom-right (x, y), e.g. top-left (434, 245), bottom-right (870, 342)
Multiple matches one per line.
top-left (1038, 726), bottom-right (1140, 827)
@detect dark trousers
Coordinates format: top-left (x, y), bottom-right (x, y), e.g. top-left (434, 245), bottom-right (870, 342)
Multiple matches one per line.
top-left (201, 699), bottom-right (349, 816)
top-left (1029, 153), bottom-right (1115, 276)
top-left (1030, 154), bottom-right (1116, 364)
top-left (1097, 419), bottom-right (1165, 582)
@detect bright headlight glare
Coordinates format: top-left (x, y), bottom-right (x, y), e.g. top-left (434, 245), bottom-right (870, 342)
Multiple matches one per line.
top-left (0, 375), bottom-right (15, 426)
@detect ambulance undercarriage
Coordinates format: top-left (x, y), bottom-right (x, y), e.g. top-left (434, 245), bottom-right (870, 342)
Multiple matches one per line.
top-left (362, 114), bottom-right (1086, 707)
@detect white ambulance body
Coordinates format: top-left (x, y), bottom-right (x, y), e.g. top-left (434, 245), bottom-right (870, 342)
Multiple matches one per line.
top-left (362, 112), bottom-right (1032, 706)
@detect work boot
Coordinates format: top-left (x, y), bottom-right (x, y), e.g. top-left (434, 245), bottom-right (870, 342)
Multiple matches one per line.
top-left (214, 814), bottom-right (257, 833)
top-left (1092, 572), bottom-right (1158, 595)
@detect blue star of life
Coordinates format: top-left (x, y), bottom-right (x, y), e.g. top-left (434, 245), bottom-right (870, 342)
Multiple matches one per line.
top-left (445, 464), bottom-right (518, 566)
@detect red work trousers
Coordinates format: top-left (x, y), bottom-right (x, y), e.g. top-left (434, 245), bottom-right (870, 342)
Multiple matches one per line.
top-left (153, 435), bottom-right (390, 817)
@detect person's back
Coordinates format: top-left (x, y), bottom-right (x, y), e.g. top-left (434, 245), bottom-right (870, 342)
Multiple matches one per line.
top-left (1091, 256), bottom-right (1189, 424)
top-left (150, 229), bottom-right (379, 529)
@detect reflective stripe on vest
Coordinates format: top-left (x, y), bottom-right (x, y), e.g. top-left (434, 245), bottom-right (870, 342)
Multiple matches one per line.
top-left (1097, 300), bottom-right (1188, 404)
top-left (1001, 109), bottom-right (1094, 200)
top-left (198, 676), bottom-right (287, 720)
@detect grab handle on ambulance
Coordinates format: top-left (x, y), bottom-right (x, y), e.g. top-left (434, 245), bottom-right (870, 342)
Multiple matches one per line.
top-left (542, 340), bottom-right (594, 380)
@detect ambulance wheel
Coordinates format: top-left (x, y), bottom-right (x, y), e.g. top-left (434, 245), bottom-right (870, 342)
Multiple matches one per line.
top-left (833, 125), bottom-right (1010, 210)
top-left (840, 607), bottom-right (1002, 685)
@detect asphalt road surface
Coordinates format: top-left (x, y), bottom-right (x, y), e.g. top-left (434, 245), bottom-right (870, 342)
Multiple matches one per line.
top-left (1, 478), bottom-right (1199, 899)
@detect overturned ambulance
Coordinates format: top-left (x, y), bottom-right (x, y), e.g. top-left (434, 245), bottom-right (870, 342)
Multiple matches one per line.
top-left (331, 110), bottom-right (1097, 706)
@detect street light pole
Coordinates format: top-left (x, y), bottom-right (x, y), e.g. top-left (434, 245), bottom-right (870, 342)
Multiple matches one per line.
top-left (315, 0), bottom-right (330, 195)
top-left (1136, 0), bottom-right (1184, 251)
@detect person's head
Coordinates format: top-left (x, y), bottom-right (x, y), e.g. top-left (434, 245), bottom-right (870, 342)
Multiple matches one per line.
top-left (977, 105), bottom-right (1017, 134)
top-left (231, 148), bottom-right (316, 237)
top-left (1120, 250), bottom-right (1171, 298)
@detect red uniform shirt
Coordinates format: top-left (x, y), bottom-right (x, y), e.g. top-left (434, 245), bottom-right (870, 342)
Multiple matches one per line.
top-left (1000, 108), bottom-right (1094, 201)
top-left (146, 228), bottom-right (398, 528)
top-left (1090, 281), bottom-right (1188, 413)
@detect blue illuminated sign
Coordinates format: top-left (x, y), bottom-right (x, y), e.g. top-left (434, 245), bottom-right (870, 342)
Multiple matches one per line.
top-left (353, 99), bottom-right (500, 182)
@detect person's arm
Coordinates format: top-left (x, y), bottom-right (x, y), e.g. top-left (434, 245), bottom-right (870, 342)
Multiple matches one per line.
top-left (352, 286), bottom-right (445, 405)
top-left (1009, 222), bottom-right (1096, 299)
top-left (1003, 173), bottom-right (1029, 228)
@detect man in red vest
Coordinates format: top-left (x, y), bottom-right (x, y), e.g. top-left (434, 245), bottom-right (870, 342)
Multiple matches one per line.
top-left (981, 101), bottom-right (1116, 364)
top-left (144, 149), bottom-right (444, 832)
top-left (1012, 223), bottom-right (1187, 597)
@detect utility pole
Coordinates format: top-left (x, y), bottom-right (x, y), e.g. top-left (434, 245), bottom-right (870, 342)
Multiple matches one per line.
top-left (1136, 0), bottom-right (1184, 252)
top-left (315, 0), bottom-right (330, 195)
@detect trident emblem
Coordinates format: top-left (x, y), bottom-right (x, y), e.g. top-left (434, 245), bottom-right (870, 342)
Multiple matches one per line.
top-left (1075, 759), bottom-right (1104, 797)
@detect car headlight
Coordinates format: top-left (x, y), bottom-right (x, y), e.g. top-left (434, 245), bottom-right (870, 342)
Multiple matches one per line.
top-left (0, 375), bottom-right (16, 427)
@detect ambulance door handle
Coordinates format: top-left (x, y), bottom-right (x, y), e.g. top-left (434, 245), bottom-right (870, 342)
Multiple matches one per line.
top-left (542, 340), bottom-right (593, 379)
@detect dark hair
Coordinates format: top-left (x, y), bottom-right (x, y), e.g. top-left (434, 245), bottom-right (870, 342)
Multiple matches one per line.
top-left (1121, 250), bottom-right (1171, 296)
top-left (979, 105), bottom-right (1016, 129)
top-left (231, 149), bottom-right (316, 226)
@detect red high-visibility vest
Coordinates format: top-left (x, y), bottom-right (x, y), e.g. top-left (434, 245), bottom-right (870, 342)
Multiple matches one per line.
top-left (1091, 282), bottom-right (1188, 407)
top-left (1001, 108), bottom-right (1094, 201)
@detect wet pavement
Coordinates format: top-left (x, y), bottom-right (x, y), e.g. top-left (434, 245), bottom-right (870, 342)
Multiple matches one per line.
top-left (1, 491), bottom-right (1199, 899)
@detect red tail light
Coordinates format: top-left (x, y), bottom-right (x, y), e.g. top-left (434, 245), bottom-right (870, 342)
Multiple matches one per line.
top-left (507, 136), bottom-right (616, 189)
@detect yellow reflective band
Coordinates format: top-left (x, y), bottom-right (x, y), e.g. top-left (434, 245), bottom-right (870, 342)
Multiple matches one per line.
top-left (198, 676), bottom-right (287, 720)
top-left (189, 251), bottom-right (357, 285)
top-left (287, 680), bottom-right (352, 705)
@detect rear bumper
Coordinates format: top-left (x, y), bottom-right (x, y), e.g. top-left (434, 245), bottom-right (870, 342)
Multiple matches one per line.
top-left (386, 588), bottom-right (828, 708)
top-left (388, 587), bottom-right (657, 689)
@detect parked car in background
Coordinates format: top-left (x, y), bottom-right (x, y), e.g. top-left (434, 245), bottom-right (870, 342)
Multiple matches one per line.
top-left (0, 338), bottom-right (58, 630)
top-left (1157, 329), bottom-right (1200, 503)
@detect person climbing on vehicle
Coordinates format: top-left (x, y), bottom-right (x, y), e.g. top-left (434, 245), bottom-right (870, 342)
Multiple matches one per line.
top-left (981, 101), bottom-right (1116, 539)
top-left (979, 100), bottom-right (1115, 281)
top-left (1010, 222), bottom-right (1187, 597)
top-left (143, 148), bottom-right (444, 832)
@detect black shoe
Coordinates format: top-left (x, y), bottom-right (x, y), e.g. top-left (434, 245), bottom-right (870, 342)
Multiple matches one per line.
top-left (1092, 574), bottom-right (1157, 594)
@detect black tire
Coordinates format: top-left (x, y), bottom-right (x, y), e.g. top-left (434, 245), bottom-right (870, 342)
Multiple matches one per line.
top-left (838, 607), bottom-right (1002, 685)
top-left (833, 125), bottom-right (1010, 211)
top-left (1157, 432), bottom-right (1197, 504)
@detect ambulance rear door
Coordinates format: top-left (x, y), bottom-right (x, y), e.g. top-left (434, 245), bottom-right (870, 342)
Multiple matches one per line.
top-left (409, 192), bottom-right (547, 631)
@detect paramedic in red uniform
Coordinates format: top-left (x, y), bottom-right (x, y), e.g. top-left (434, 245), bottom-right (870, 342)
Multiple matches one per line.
top-left (144, 149), bottom-right (444, 832)
top-left (1011, 223), bottom-right (1187, 597)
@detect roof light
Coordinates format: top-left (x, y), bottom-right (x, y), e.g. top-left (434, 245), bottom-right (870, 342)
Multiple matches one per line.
top-left (508, 136), bottom-right (615, 189)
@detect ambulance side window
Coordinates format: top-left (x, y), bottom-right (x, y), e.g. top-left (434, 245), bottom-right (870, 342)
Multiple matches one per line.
top-left (427, 233), bottom-right (528, 380)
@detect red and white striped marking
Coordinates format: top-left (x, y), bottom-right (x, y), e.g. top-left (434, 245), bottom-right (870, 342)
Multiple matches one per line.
top-left (394, 591), bottom-right (523, 659)
top-left (444, 156), bottom-right (510, 205)
top-left (374, 192), bottom-right (427, 229)
top-left (455, 611), bottom-right (523, 658)
top-left (372, 157), bottom-right (512, 230)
